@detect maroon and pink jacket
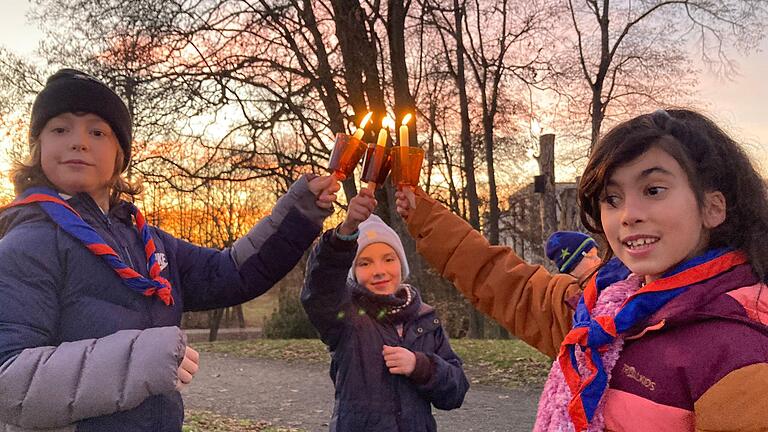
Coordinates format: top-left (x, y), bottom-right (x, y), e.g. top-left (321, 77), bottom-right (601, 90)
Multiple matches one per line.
top-left (405, 191), bottom-right (768, 431)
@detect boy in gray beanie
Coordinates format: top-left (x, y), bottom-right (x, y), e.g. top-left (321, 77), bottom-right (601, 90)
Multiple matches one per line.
top-left (302, 187), bottom-right (469, 432)
top-left (346, 214), bottom-right (410, 284)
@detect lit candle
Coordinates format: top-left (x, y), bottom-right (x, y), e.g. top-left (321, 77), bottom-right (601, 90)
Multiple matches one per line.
top-left (376, 124), bottom-right (388, 148)
top-left (352, 112), bottom-right (373, 140)
top-left (368, 117), bottom-right (394, 190)
top-left (399, 113), bottom-right (412, 147)
top-left (377, 116), bottom-right (395, 148)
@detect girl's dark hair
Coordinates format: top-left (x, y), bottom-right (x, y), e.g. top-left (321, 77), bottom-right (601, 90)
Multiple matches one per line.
top-left (10, 132), bottom-right (141, 208)
top-left (579, 109), bottom-right (768, 280)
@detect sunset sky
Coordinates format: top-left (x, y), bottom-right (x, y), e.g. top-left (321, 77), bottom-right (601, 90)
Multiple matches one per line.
top-left (2, 2), bottom-right (766, 175)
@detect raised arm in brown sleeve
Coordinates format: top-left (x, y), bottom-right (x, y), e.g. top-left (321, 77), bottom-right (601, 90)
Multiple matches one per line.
top-left (405, 189), bottom-right (582, 358)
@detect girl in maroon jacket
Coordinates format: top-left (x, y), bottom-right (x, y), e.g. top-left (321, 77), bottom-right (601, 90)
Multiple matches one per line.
top-left (396, 109), bottom-right (768, 431)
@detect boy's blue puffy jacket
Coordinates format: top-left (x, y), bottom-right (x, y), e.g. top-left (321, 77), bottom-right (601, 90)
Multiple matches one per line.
top-left (0, 176), bottom-right (328, 432)
top-left (302, 230), bottom-right (469, 432)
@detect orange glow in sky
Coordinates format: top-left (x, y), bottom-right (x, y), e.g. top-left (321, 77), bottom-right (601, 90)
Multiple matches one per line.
top-left (1, 1), bottom-right (766, 189)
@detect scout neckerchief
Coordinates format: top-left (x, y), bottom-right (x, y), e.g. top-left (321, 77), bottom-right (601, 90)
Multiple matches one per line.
top-left (3, 187), bottom-right (174, 305)
top-left (559, 248), bottom-right (747, 431)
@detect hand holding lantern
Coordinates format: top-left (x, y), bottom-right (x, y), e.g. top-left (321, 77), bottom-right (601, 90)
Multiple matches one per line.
top-left (391, 113), bottom-right (424, 188)
top-left (362, 116), bottom-right (394, 190)
top-left (327, 112), bottom-right (372, 180)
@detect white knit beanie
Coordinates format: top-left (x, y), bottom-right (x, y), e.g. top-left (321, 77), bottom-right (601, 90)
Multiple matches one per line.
top-left (348, 215), bottom-right (410, 282)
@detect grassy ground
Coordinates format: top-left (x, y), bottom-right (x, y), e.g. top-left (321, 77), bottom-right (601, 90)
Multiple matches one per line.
top-left (451, 339), bottom-right (552, 388)
top-left (183, 410), bottom-right (303, 432)
top-left (194, 338), bottom-right (551, 388)
top-left (241, 289), bottom-right (279, 327)
top-left (187, 338), bottom-right (550, 430)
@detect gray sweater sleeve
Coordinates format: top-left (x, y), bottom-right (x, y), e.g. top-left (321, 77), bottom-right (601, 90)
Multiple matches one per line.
top-left (0, 326), bottom-right (185, 429)
top-left (230, 174), bottom-right (332, 268)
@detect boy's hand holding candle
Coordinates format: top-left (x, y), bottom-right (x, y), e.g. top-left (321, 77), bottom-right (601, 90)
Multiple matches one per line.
top-left (395, 187), bottom-right (417, 219)
top-left (309, 174), bottom-right (342, 209)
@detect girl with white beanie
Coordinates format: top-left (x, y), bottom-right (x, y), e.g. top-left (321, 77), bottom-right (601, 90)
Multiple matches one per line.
top-left (302, 188), bottom-right (469, 432)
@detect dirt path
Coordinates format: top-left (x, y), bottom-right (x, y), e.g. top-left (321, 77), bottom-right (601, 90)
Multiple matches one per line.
top-left (184, 352), bottom-right (542, 431)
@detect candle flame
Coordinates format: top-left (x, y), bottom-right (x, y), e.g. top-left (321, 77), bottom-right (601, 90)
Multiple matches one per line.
top-left (359, 111), bottom-right (373, 128)
top-left (401, 113), bottom-right (412, 125)
top-left (383, 116), bottom-right (396, 129)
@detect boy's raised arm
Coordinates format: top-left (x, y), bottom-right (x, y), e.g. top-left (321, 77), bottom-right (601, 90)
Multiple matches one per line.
top-left (177, 174), bottom-right (336, 311)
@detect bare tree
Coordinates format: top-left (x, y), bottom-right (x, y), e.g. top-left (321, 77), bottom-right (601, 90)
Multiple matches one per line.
top-left (460, 0), bottom-right (555, 244)
top-left (559, 0), bottom-right (768, 148)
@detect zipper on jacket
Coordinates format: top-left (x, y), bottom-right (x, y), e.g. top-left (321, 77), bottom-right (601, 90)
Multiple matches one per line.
top-left (122, 245), bottom-right (136, 269)
top-left (392, 323), bottom-right (404, 432)
top-left (81, 196), bottom-right (140, 273)
top-left (79, 193), bottom-right (111, 229)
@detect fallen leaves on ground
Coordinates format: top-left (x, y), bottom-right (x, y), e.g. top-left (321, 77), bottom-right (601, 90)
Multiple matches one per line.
top-left (194, 338), bottom-right (551, 388)
top-left (194, 339), bottom-right (329, 363)
top-left (183, 410), bottom-right (304, 432)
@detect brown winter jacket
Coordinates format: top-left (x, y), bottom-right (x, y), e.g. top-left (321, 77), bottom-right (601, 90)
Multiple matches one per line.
top-left (404, 190), bottom-right (581, 358)
top-left (404, 189), bottom-right (768, 431)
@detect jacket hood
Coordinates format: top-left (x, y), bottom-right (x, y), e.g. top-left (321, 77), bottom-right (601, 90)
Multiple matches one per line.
top-left (0, 201), bottom-right (48, 238)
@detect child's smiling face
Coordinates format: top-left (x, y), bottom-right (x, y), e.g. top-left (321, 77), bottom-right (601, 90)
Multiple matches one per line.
top-left (354, 242), bottom-right (402, 295)
top-left (40, 112), bottom-right (119, 203)
top-left (600, 146), bottom-right (726, 283)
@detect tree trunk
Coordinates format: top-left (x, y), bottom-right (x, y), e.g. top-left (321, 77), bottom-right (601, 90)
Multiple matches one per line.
top-left (453, 0), bottom-right (484, 338)
top-left (590, 82), bottom-right (605, 150)
top-left (454, 1), bottom-right (480, 231)
top-left (588, 2), bottom-right (611, 150)
top-left (537, 134), bottom-right (558, 241)
top-left (425, 102), bottom-right (436, 194)
top-left (330, 0), bottom-right (386, 201)
top-left (484, 114), bottom-right (500, 245)
top-left (330, 0), bottom-right (386, 118)
top-left (388, 0), bottom-right (416, 140)
top-left (331, 0), bottom-right (369, 116)
top-left (208, 309), bottom-right (223, 342)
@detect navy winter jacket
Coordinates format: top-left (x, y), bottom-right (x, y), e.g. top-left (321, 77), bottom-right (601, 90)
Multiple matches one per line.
top-left (302, 230), bottom-right (469, 432)
top-left (0, 176), bottom-right (328, 432)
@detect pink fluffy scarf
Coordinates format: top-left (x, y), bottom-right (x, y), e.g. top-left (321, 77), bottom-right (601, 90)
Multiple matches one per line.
top-left (533, 274), bottom-right (644, 431)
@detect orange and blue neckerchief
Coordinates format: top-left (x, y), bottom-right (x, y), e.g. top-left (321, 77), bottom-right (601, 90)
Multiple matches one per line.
top-left (2, 187), bottom-right (174, 306)
top-left (559, 248), bottom-right (747, 431)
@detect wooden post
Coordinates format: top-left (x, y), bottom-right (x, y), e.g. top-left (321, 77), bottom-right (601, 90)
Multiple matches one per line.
top-left (536, 134), bottom-right (558, 242)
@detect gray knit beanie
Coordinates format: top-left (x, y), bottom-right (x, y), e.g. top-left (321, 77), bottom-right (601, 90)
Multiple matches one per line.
top-left (348, 215), bottom-right (410, 282)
